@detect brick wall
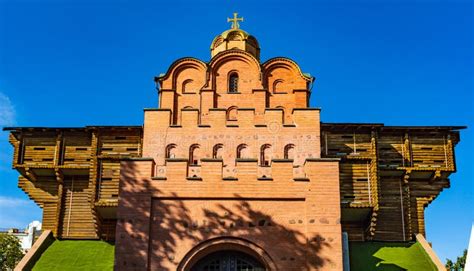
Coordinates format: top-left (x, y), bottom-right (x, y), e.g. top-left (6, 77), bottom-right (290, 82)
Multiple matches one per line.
top-left (116, 50), bottom-right (342, 270)
top-left (116, 158), bottom-right (342, 270)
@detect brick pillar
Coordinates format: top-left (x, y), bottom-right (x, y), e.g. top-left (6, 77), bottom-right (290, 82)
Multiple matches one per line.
top-left (115, 159), bottom-right (154, 270)
top-left (304, 158), bottom-right (343, 270)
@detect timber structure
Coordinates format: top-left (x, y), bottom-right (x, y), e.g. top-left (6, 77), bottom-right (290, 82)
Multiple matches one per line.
top-left (5, 126), bottom-right (142, 240)
top-left (5, 124), bottom-right (463, 242)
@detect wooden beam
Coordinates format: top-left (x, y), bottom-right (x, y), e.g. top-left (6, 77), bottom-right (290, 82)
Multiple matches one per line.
top-left (25, 167), bottom-right (37, 182)
top-left (9, 133), bottom-right (21, 166)
top-left (403, 183), bottom-right (412, 240)
top-left (88, 130), bottom-right (100, 238)
top-left (446, 134), bottom-right (455, 171)
top-left (403, 132), bottom-right (412, 167)
top-left (429, 170), bottom-right (441, 184)
top-left (54, 168), bottom-right (64, 237)
top-left (365, 129), bottom-right (380, 240)
top-left (54, 132), bottom-right (63, 166)
top-left (55, 168), bottom-right (64, 184)
top-left (402, 169), bottom-right (412, 184)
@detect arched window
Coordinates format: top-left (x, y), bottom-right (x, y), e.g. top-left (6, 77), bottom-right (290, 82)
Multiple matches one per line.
top-left (165, 144), bottom-right (177, 159)
top-left (276, 106), bottom-right (285, 123)
top-left (273, 79), bottom-right (285, 93)
top-left (228, 72), bottom-right (239, 93)
top-left (226, 106), bottom-right (238, 121)
top-left (260, 144), bottom-right (272, 166)
top-left (189, 144), bottom-right (200, 165)
top-left (213, 144), bottom-right (224, 159)
top-left (284, 144), bottom-right (295, 160)
top-left (237, 144), bottom-right (248, 159)
top-left (182, 79), bottom-right (193, 93)
top-left (192, 250), bottom-right (265, 271)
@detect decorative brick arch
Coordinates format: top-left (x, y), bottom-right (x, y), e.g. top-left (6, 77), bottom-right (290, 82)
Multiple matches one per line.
top-left (177, 237), bottom-right (278, 271)
top-left (208, 50), bottom-right (263, 92)
top-left (156, 57), bottom-right (207, 90)
top-left (226, 106), bottom-right (238, 121)
top-left (261, 57), bottom-right (312, 91)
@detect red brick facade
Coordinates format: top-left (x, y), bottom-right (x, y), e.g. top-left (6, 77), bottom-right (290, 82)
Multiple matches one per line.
top-left (115, 27), bottom-right (344, 270)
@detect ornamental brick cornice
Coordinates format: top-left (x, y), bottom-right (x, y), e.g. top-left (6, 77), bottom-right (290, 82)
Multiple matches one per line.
top-left (262, 57), bottom-right (313, 82)
top-left (156, 57), bottom-right (207, 82)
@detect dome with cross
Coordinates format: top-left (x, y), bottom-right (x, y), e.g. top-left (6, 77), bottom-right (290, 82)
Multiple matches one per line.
top-left (210, 13), bottom-right (260, 60)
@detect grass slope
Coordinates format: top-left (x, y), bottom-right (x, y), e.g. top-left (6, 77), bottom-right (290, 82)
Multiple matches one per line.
top-left (32, 240), bottom-right (114, 271)
top-left (349, 241), bottom-right (437, 271)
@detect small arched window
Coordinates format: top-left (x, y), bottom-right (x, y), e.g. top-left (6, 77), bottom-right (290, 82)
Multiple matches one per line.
top-left (226, 106), bottom-right (238, 121)
top-left (273, 79), bottom-right (285, 93)
top-left (260, 144), bottom-right (272, 166)
top-left (284, 144), bottom-right (295, 160)
top-left (228, 72), bottom-right (239, 93)
top-left (189, 144), bottom-right (200, 165)
top-left (276, 106), bottom-right (285, 123)
top-left (213, 144), bottom-right (224, 159)
top-left (165, 144), bottom-right (177, 159)
top-left (182, 79), bottom-right (193, 93)
top-left (237, 144), bottom-right (248, 159)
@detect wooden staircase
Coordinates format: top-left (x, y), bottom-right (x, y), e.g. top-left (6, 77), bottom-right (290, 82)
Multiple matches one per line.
top-left (59, 177), bottom-right (97, 238)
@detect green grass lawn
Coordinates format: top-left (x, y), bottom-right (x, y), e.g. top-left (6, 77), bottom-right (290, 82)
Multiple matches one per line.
top-left (349, 241), bottom-right (437, 271)
top-left (32, 240), bottom-right (114, 271)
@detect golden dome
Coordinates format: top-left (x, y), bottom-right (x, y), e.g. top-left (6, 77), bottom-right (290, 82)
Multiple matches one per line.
top-left (210, 14), bottom-right (260, 60)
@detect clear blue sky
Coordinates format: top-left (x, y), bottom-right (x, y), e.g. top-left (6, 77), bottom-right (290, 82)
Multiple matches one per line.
top-left (0, 0), bottom-right (472, 263)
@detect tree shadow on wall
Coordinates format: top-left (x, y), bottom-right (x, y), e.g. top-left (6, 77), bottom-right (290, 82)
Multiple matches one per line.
top-left (117, 162), bottom-right (333, 270)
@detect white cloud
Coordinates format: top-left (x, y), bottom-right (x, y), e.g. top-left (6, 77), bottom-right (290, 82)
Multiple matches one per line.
top-left (0, 196), bottom-right (41, 229)
top-left (0, 92), bottom-right (16, 127)
top-left (0, 196), bottom-right (31, 207)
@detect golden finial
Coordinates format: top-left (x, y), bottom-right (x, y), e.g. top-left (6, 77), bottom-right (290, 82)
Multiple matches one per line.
top-left (227, 12), bottom-right (243, 29)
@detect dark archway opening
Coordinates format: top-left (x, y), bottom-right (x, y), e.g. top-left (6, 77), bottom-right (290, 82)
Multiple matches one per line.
top-left (191, 250), bottom-right (266, 271)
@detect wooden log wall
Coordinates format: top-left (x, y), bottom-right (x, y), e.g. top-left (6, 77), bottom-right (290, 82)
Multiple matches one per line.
top-left (98, 132), bottom-right (141, 157)
top-left (322, 132), bottom-right (373, 158)
top-left (377, 135), bottom-right (405, 169)
top-left (62, 132), bottom-right (92, 167)
top-left (321, 124), bottom-right (461, 241)
top-left (341, 222), bottom-right (365, 241)
top-left (59, 176), bottom-right (96, 238)
top-left (8, 127), bottom-right (142, 240)
top-left (98, 160), bottom-right (121, 201)
top-left (42, 202), bottom-right (59, 235)
top-left (98, 218), bottom-right (117, 241)
top-left (96, 130), bottom-right (141, 204)
top-left (18, 176), bottom-right (58, 207)
top-left (408, 178), bottom-right (449, 236)
top-left (374, 177), bottom-right (406, 241)
top-left (21, 135), bottom-right (57, 166)
top-left (339, 160), bottom-right (371, 206)
top-left (411, 135), bottom-right (449, 169)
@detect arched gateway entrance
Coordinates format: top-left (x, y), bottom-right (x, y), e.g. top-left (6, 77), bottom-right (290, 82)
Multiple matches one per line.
top-left (178, 237), bottom-right (276, 271)
top-left (191, 250), bottom-right (265, 271)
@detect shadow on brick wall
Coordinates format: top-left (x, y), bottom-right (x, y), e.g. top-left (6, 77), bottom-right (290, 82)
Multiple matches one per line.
top-left (116, 161), bottom-right (332, 270)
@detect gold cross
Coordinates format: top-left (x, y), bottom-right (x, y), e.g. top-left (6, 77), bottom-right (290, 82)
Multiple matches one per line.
top-left (227, 12), bottom-right (243, 29)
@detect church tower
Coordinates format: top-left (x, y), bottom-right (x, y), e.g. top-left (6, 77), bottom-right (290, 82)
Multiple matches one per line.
top-left (117, 14), bottom-right (343, 270)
